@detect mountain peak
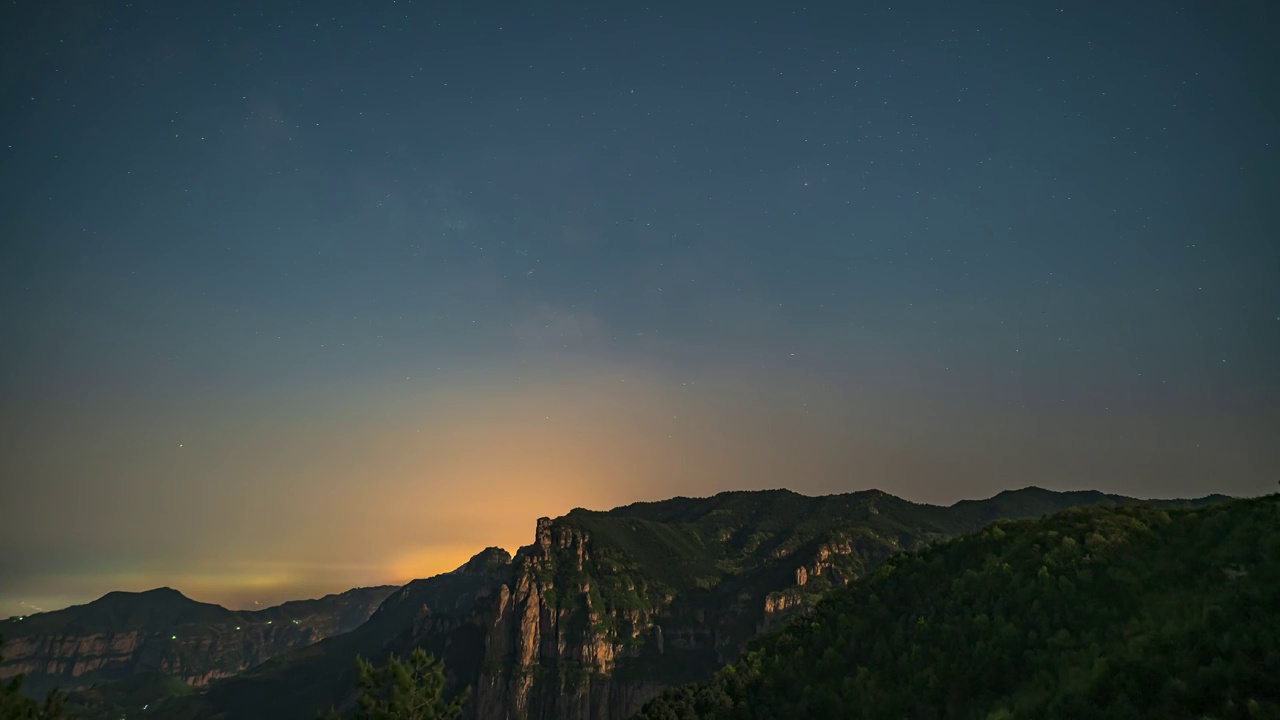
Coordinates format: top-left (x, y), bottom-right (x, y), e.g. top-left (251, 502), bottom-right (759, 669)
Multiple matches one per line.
top-left (97, 587), bottom-right (195, 605)
top-left (452, 547), bottom-right (512, 576)
top-left (994, 485), bottom-right (1049, 495)
top-left (139, 586), bottom-right (187, 598)
top-left (5, 586), bottom-right (233, 638)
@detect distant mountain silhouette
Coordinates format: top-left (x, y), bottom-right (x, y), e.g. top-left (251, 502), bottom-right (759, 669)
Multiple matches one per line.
top-left (9, 587), bottom-right (235, 636)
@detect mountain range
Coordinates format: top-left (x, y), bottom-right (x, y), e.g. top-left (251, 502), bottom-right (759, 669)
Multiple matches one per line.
top-left (0, 585), bottom-right (396, 699)
top-left (126, 486), bottom-right (1227, 720)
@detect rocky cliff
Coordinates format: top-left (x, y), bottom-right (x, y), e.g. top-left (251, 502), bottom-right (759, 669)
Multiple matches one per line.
top-left (469, 519), bottom-right (669, 720)
top-left (464, 495), bottom-right (959, 719)
top-left (0, 585), bottom-right (396, 696)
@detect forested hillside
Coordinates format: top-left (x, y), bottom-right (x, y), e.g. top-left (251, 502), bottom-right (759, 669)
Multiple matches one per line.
top-left (637, 495), bottom-right (1279, 719)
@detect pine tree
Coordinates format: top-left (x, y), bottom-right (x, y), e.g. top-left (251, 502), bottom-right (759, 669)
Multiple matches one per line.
top-left (344, 647), bottom-right (467, 720)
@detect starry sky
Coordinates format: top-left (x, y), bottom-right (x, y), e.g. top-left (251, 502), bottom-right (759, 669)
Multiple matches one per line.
top-left (1, 0), bottom-right (1277, 617)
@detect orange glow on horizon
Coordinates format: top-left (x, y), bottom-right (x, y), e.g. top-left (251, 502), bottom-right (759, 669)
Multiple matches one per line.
top-left (385, 545), bottom-right (494, 585)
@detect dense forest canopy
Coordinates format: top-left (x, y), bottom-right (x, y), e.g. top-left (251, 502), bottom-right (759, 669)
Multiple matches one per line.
top-left (637, 496), bottom-right (1280, 719)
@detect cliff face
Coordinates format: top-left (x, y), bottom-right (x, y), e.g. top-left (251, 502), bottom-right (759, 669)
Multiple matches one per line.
top-left (469, 520), bottom-right (665, 720)
top-left (466, 514), bottom-right (896, 720)
top-left (0, 585), bottom-right (396, 694)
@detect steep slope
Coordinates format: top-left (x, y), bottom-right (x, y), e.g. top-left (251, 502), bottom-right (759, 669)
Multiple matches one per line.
top-left (636, 495), bottom-right (1279, 719)
top-left (163, 488), bottom-right (1225, 720)
top-left (0, 585), bottom-right (397, 696)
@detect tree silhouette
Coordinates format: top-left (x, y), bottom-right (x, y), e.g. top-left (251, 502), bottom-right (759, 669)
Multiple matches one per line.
top-left (328, 647), bottom-right (467, 720)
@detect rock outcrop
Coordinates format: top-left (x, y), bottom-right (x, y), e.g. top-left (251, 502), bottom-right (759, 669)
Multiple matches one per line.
top-left (468, 521), bottom-right (669, 720)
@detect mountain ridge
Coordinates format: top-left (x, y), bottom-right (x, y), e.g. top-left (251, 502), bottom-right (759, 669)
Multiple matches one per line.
top-left (156, 485), bottom-right (1230, 720)
top-left (636, 494), bottom-right (1279, 719)
top-left (5, 585), bottom-right (400, 626)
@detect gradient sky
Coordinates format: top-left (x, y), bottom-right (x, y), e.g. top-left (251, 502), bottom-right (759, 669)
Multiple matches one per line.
top-left (1, 0), bottom-right (1276, 618)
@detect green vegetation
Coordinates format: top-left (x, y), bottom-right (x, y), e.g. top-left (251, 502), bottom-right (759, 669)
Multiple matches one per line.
top-left (547, 487), bottom-right (1224, 680)
top-left (636, 496), bottom-right (1280, 719)
top-left (0, 635), bottom-right (65, 720)
top-left (566, 487), bottom-right (1222, 603)
top-left (321, 648), bottom-right (467, 720)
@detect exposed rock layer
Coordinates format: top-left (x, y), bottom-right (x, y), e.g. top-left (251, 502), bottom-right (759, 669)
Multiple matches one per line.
top-left (0, 585), bottom-right (396, 692)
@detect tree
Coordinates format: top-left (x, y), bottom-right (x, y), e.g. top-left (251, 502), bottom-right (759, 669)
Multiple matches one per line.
top-left (344, 647), bottom-right (467, 720)
top-left (0, 634), bottom-right (66, 720)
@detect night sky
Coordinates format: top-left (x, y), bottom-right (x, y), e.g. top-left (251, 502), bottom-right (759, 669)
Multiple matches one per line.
top-left (2, 0), bottom-right (1277, 616)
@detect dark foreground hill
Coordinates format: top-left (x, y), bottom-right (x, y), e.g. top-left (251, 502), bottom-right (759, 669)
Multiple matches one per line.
top-left (636, 495), bottom-right (1280, 720)
top-left (0, 585), bottom-right (397, 697)
top-left (156, 487), bottom-right (1226, 720)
